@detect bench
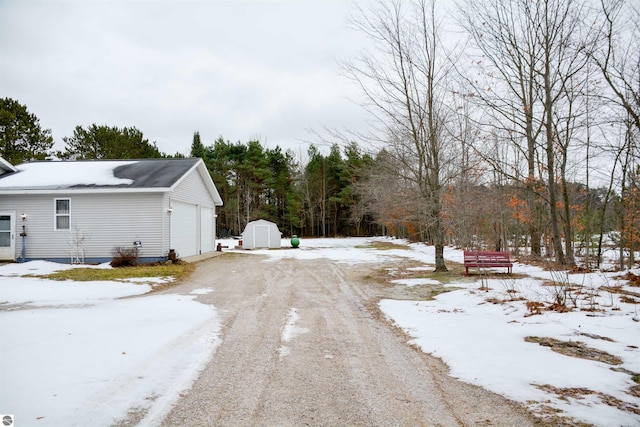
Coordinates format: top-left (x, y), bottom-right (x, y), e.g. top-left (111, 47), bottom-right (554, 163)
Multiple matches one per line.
top-left (463, 251), bottom-right (513, 275)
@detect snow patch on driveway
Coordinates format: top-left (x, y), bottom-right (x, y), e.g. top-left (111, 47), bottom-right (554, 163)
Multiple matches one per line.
top-left (279, 307), bottom-right (309, 360)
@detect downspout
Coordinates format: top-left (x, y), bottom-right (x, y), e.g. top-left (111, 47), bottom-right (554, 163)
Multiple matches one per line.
top-left (167, 199), bottom-right (173, 260)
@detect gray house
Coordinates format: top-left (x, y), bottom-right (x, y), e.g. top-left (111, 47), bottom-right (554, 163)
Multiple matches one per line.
top-left (0, 157), bottom-right (223, 263)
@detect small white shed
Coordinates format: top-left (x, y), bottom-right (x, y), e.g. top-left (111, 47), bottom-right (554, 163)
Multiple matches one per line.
top-left (241, 219), bottom-right (281, 249)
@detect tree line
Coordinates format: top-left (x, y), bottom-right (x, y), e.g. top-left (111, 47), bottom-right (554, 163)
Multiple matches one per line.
top-left (190, 133), bottom-right (378, 238)
top-left (0, 97), bottom-right (173, 164)
top-left (1, 0), bottom-right (638, 270)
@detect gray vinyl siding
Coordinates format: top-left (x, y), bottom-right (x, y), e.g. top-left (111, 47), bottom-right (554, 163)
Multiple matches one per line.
top-left (2, 192), bottom-right (165, 261)
top-left (171, 168), bottom-right (217, 207)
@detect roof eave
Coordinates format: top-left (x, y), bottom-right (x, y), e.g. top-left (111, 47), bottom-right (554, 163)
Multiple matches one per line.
top-left (0, 187), bottom-right (171, 195)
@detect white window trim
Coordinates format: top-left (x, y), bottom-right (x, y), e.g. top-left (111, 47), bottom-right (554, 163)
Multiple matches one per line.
top-left (54, 198), bottom-right (71, 231)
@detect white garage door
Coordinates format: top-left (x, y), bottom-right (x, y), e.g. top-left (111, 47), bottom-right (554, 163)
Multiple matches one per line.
top-left (200, 207), bottom-right (214, 253)
top-left (171, 200), bottom-right (197, 258)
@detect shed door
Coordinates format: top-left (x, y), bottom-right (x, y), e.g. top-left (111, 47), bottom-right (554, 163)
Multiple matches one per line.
top-left (171, 200), bottom-right (197, 258)
top-left (200, 207), bottom-right (214, 253)
top-left (254, 224), bottom-right (270, 248)
top-left (0, 213), bottom-right (15, 261)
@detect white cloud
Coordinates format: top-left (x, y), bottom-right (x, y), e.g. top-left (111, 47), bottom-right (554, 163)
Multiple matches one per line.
top-left (0, 0), bottom-right (370, 156)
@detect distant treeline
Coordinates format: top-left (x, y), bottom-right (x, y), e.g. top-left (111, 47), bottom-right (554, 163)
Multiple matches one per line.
top-left (191, 133), bottom-right (378, 238)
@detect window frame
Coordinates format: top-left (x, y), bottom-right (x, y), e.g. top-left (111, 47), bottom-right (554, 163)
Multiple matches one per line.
top-left (54, 198), bottom-right (71, 231)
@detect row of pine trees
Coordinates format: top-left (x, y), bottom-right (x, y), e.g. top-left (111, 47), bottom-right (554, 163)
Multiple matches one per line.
top-left (190, 132), bottom-right (378, 238)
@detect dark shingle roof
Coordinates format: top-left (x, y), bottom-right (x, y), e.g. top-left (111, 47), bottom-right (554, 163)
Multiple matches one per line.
top-left (108, 158), bottom-right (199, 188)
top-left (0, 158), bottom-right (200, 190)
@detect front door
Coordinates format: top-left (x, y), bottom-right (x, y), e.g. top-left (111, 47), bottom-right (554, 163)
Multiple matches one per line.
top-left (0, 212), bottom-right (15, 261)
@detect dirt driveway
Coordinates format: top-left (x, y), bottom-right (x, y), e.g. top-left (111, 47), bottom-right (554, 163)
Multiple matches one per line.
top-left (159, 253), bottom-right (541, 426)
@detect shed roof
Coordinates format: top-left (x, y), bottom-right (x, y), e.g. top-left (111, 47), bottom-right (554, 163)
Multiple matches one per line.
top-left (0, 158), bottom-right (223, 205)
top-left (245, 219), bottom-right (279, 227)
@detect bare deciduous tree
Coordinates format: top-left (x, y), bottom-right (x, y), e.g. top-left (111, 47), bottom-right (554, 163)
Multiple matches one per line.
top-left (588, 0), bottom-right (640, 134)
top-left (459, 0), bottom-right (601, 266)
top-left (584, 0), bottom-right (639, 268)
top-left (344, 0), bottom-right (456, 271)
top-left (458, 0), bottom-right (546, 256)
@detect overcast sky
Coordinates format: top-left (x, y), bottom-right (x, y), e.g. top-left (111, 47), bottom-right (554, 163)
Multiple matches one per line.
top-left (0, 0), bottom-right (371, 157)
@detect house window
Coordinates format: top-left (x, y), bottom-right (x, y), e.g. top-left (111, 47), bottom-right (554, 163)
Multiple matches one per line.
top-left (55, 199), bottom-right (70, 230)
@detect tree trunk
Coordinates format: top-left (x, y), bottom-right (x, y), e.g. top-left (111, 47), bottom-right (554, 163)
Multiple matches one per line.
top-left (543, 22), bottom-right (566, 265)
top-left (546, 151), bottom-right (565, 265)
top-left (434, 243), bottom-right (447, 272)
top-left (561, 180), bottom-right (575, 267)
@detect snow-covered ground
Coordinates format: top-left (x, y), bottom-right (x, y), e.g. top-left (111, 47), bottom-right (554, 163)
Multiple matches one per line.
top-left (0, 262), bottom-right (221, 426)
top-left (1, 237), bottom-right (638, 426)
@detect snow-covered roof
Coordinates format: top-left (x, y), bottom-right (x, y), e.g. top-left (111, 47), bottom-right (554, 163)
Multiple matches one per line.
top-left (0, 158), bottom-right (222, 205)
top-left (0, 160), bottom-right (137, 188)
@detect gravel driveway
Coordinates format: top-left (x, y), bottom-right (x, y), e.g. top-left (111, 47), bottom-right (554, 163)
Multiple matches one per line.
top-left (159, 253), bottom-right (541, 426)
